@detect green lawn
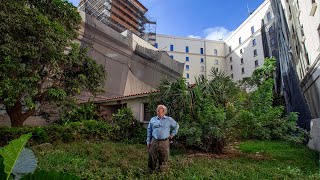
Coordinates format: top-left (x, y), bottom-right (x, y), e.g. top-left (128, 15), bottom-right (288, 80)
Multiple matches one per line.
top-left (31, 140), bottom-right (319, 179)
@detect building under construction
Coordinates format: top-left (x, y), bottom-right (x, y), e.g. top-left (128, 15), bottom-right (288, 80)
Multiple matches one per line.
top-left (79, 0), bottom-right (156, 45)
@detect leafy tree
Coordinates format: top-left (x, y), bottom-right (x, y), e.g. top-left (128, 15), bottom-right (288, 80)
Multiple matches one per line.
top-left (0, 0), bottom-right (106, 127)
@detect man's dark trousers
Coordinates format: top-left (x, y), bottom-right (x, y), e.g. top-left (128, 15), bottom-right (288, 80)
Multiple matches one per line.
top-left (148, 138), bottom-right (169, 171)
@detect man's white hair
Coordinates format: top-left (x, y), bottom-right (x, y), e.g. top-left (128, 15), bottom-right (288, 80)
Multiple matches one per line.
top-left (157, 105), bottom-right (167, 114)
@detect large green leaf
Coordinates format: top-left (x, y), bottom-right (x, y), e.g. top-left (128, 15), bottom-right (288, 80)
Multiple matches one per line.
top-left (0, 134), bottom-right (32, 180)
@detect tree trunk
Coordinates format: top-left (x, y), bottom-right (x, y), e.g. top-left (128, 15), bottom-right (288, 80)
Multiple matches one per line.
top-left (6, 101), bottom-right (35, 127)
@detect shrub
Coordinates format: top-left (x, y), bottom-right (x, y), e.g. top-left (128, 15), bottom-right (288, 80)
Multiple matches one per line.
top-left (0, 121), bottom-right (114, 147)
top-left (57, 102), bottom-right (101, 124)
top-left (111, 107), bottom-right (146, 143)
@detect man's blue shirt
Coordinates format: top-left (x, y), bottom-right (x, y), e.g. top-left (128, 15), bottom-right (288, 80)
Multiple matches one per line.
top-left (146, 115), bottom-right (179, 144)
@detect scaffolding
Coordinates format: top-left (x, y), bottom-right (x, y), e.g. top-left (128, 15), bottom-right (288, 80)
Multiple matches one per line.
top-left (78, 0), bottom-right (157, 45)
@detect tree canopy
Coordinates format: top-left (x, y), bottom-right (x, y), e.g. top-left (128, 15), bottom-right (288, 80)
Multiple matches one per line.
top-left (0, 0), bottom-right (106, 127)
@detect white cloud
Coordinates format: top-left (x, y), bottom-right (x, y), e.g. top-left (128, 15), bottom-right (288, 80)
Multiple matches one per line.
top-left (203, 27), bottom-right (234, 41)
top-left (188, 27), bottom-right (234, 41)
top-left (187, 35), bottom-right (201, 39)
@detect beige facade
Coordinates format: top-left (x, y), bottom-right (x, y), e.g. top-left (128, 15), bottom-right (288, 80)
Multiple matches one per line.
top-left (156, 0), bottom-right (275, 83)
top-left (225, 0), bottom-right (274, 81)
top-left (156, 35), bottom-right (226, 84)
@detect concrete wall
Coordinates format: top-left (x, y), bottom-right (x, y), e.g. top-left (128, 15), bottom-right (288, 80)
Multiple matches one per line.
top-left (0, 115), bottom-right (50, 127)
top-left (308, 118), bottom-right (320, 152)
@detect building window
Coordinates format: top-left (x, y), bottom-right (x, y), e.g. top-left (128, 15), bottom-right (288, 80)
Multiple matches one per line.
top-left (170, 44), bottom-right (174, 51)
top-left (186, 65), bottom-right (189, 70)
top-left (241, 58), bottom-right (244, 64)
top-left (240, 49), bottom-right (243, 54)
top-left (229, 46), bottom-right (232, 53)
top-left (200, 48), bottom-right (204, 54)
top-left (214, 49), bottom-right (218, 56)
top-left (186, 73), bottom-right (189, 79)
top-left (214, 60), bottom-right (219, 65)
top-left (230, 65), bottom-right (233, 70)
top-left (317, 24), bottom-right (320, 42)
top-left (186, 46), bottom-right (189, 53)
top-left (231, 74), bottom-right (233, 78)
top-left (170, 55), bottom-right (173, 59)
top-left (252, 39), bottom-right (256, 46)
top-left (230, 57), bottom-right (232, 63)
top-left (201, 66), bottom-right (204, 72)
top-left (216, 67), bottom-right (219, 71)
top-left (269, 26), bottom-right (274, 33)
top-left (200, 58), bottom-right (204, 63)
top-left (267, 11), bottom-right (271, 21)
top-left (186, 57), bottom-right (189, 62)
top-left (242, 67), bottom-right (245, 74)
top-left (254, 49), bottom-right (258, 56)
top-left (255, 60), bottom-right (259, 67)
top-left (154, 43), bottom-right (158, 48)
top-left (270, 38), bottom-right (275, 45)
top-left (239, 37), bottom-right (242, 45)
top-left (251, 26), bottom-right (255, 35)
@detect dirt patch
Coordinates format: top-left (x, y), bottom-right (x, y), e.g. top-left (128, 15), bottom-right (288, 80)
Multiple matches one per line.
top-left (186, 142), bottom-right (270, 161)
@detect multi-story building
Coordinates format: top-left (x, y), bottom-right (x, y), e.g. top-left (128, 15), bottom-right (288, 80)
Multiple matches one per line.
top-left (78, 0), bottom-right (156, 45)
top-left (156, 0), bottom-right (274, 84)
top-left (225, 0), bottom-right (275, 81)
top-left (155, 35), bottom-right (225, 84)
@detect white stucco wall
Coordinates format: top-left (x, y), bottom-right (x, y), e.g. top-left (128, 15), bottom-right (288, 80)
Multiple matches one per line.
top-left (308, 118), bottom-right (320, 152)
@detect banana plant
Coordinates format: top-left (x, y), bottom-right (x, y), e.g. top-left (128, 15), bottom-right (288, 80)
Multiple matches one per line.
top-left (0, 134), bottom-right (37, 180)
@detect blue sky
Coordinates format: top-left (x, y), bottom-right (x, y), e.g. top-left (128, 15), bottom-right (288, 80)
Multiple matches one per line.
top-left (70, 0), bottom-right (265, 40)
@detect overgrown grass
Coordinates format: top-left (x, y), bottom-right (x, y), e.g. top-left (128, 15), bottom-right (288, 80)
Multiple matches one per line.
top-left (31, 140), bottom-right (319, 179)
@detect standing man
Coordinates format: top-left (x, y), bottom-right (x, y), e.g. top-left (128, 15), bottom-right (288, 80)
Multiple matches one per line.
top-left (146, 105), bottom-right (179, 172)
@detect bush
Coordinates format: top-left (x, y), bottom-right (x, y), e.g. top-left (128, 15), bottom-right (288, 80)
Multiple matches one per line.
top-left (111, 107), bottom-right (146, 143)
top-left (0, 121), bottom-right (114, 147)
top-left (57, 102), bottom-right (101, 124)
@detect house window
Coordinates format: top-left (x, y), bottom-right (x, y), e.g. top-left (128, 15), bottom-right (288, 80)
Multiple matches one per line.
top-left (170, 55), bottom-right (173, 59)
top-left (200, 48), bottom-right (204, 54)
top-left (255, 60), bottom-right (259, 67)
top-left (201, 66), bottom-right (204, 72)
top-left (239, 37), bottom-right (242, 45)
top-left (186, 56), bottom-right (189, 62)
top-left (230, 57), bottom-right (233, 63)
top-left (254, 49), bottom-right (258, 56)
top-left (170, 44), bottom-right (174, 51)
top-left (229, 46), bottom-right (232, 53)
top-left (251, 26), bottom-right (255, 35)
top-left (200, 58), bottom-right (204, 63)
top-left (241, 58), bottom-right (244, 64)
top-left (216, 67), bottom-right (219, 71)
top-left (214, 49), bottom-right (218, 56)
top-left (242, 67), bottom-right (245, 74)
top-left (186, 73), bottom-right (190, 79)
top-left (253, 39), bottom-right (256, 46)
top-left (230, 65), bottom-right (233, 70)
top-left (231, 74), bottom-right (233, 78)
top-left (240, 49), bottom-right (243, 54)
top-left (186, 46), bottom-right (189, 53)
top-left (214, 60), bottom-right (219, 65)
top-left (186, 65), bottom-right (189, 70)
top-left (267, 12), bottom-right (271, 21)
top-left (154, 43), bottom-right (158, 48)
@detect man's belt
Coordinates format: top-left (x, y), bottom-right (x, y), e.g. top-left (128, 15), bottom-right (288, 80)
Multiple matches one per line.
top-left (153, 137), bottom-right (168, 141)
